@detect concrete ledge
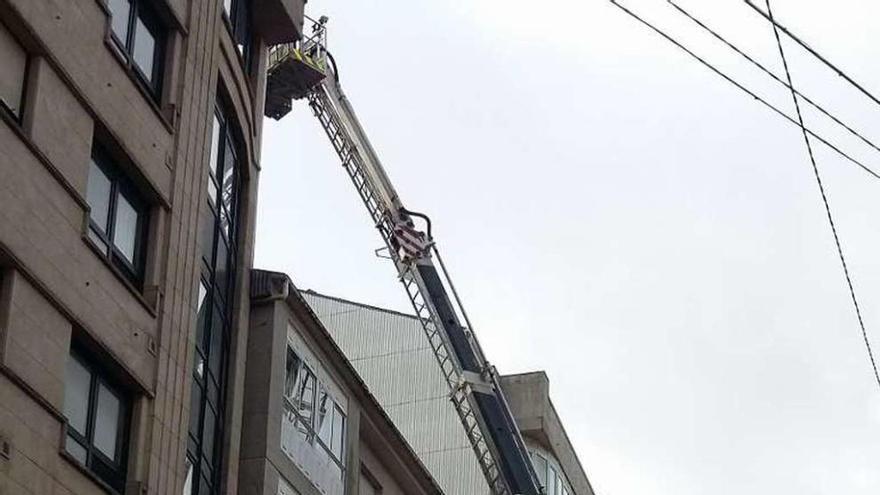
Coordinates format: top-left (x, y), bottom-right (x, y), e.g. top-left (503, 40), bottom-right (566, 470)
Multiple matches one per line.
top-left (501, 372), bottom-right (595, 495)
top-left (253, 0), bottom-right (305, 44)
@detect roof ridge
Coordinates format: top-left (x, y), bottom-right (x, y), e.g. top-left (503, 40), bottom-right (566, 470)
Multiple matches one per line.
top-left (299, 288), bottom-right (421, 321)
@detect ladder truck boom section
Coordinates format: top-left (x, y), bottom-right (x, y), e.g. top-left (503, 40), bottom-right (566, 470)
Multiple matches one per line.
top-left (266, 18), bottom-right (542, 495)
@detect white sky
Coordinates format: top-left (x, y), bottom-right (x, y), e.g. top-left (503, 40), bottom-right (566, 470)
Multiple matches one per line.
top-left (256, 1), bottom-right (880, 493)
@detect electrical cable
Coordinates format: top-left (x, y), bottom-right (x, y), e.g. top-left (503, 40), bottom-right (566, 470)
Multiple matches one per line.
top-left (743, 0), bottom-right (880, 110)
top-left (763, 0), bottom-right (880, 392)
top-left (667, 0), bottom-right (880, 159)
top-left (606, 0), bottom-right (880, 180)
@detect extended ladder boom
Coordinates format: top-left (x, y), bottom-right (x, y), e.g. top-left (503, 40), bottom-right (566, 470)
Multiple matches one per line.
top-left (267, 18), bottom-right (542, 495)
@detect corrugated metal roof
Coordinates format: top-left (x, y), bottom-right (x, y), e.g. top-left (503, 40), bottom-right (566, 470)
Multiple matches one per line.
top-left (302, 290), bottom-right (493, 494)
top-left (301, 289), bottom-right (594, 495)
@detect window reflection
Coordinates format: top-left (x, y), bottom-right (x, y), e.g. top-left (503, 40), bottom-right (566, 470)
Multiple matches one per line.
top-left (187, 103), bottom-right (241, 495)
top-left (282, 344), bottom-right (347, 492)
top-left (94, 384), bottom-right (122, 461)
top-left (85, 146), bottom-right (148, 284)
top-left (133, 16), bottom-right (156, 80)
top-left (530, 449), bottom-right (571, 495)
top-left (64, 358), bottom-right (91, 434)
top-left (113, 191), bottom-right (139, 264)
top-left (63, 351), bottom-right (129, 491)
top-left (86, 160), bottom-right (112, 233)
top-left (106, 0), bottom-right (165, 94)
top-left (107, 0), bottom-right (131, 42)
top-left (0, 21), bottom-right (27, 119)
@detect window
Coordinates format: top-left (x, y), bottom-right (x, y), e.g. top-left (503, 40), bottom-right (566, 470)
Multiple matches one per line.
top-left (280, 341), bottom-right (347, 494)
top-left (186, 101), bottom-right (243, 495)
top-left (283, 347), bottom-right (347, 465)
top-left (532, 452), bottom-right (547, 486)
top-left (106, 0), bottom-right (166, 96)
top-left (85, 144), bottom-right (149, 285)
top-left (0, 20), bottom-right (27, 120)
top-left (223, 0), bottom-right (254, 73)
top-left (546, 467), bottom-right (557, 495)
top-left (63, 350), bottom-right (130, 493)
top-left (529, 450), bottom-right (571, 495)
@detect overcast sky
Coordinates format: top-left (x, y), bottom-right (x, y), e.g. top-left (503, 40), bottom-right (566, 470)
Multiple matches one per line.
top-left (255, 1), bottom-right (880, 493)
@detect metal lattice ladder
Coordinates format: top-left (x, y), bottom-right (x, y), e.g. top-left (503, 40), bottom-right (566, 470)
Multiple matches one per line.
top-left (306, 85), bottom-right (512, 495)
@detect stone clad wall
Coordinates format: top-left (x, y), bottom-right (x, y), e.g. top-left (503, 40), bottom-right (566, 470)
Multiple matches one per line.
top-left (0, 0), bottom-right (269, 493)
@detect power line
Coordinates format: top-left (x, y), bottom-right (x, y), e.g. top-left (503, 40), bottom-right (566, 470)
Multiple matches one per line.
top-left (606, 0), bottom-right (880, 180)
top-left (763, 0), bottom-right (880, 392)
top-left (743, 0), bottom-right (880, 110)
top-left (667, 0), bottom-right (880, 158)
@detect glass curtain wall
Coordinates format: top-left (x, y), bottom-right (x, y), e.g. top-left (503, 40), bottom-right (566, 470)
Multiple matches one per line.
top-left (185, 101), bottom-right (242, 495)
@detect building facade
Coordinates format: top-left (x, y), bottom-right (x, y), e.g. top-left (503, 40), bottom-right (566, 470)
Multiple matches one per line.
top-left (302, 291), bottom-right (596, 495)
top-left (243, 270), bottom-right (444, 495)
top-left (0, 1), bottom-right (302, 494)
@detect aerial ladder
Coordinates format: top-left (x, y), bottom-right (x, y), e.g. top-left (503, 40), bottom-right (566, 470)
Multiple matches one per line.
top-left (265, 17), bottom-right (543, 495)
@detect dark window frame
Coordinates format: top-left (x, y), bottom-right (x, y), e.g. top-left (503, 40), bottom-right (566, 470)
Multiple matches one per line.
top-left (64, 350), bottom-right (131, 494)
top-left (187, 100), bottom-right (244, 495)
top-left (222, 0), bottom-right (255, 75)
top-left (86, 144), bottom-right (150, 287)
top-left (0, 19), bottom-right (30, 123)
top-left (106, 0), bottom-right (167, 99)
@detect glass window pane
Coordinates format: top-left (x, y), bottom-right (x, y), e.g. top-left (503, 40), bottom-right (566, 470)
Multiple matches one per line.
top-left (94, 383), bottom-right (122, 462)
top-left (208, 306), bottom-right (224, 374)
top-left (113, 191), bottom-right (139, 265)
top-left (293, 412), bottom-right (311, 441)
top-left (546, 467), bottom-right (557, 495)
top-left (65, 435), bottom-right (88, 464)
top-left (188, 382), bottom-right (203, 439)
top-left (231, 0), bottom-right (252, 65)
top-left (206, 371), bottom-right (219, 408)
top-left (207, 177), bottom-right (218, 206)
top-left (209, 114), bottom-right (221, 179)
top-left (219, 205), bottom-right (232, 241)
top-left (194, 350), bottom-right (205, 381)
top-left (296, 370), bottom-right (316, 427)
top-left (0, 21), bottom-right (27, 117)
top-left (133, 15), bottom-right (156, 82)
top-left (196, 280), bottom-right (209, 349)
top-left (214, 234), bottom-right (229, 273)
top-left (107, 0), bottom-right (131, 43)
top-left (331, 406), bottom-right (345, 460)
top-left (86, 160), bottom-right (112, 233)
top-left (199, 471), bottom-right (211, 495)
top-left (315, 388), bottom-right (332, 448)
top-left (201, 403), bottom-right (216, 460)
top-left (221, 141), bottom-right (235, 213)
top-left (182, 459), bottom-right (194, 495)
top-left (199, 209), bottom-right (216, 266)
top-left (214, 239), bottom-right (229, 300)
top-left (223, 0), bottom-right (232, 15)
top-left (533, 453), bottom-right (547, 486)
top-left (284, 349), bottom-right (301, 399)
top-left (63, 356), bottom-right (91, 435)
